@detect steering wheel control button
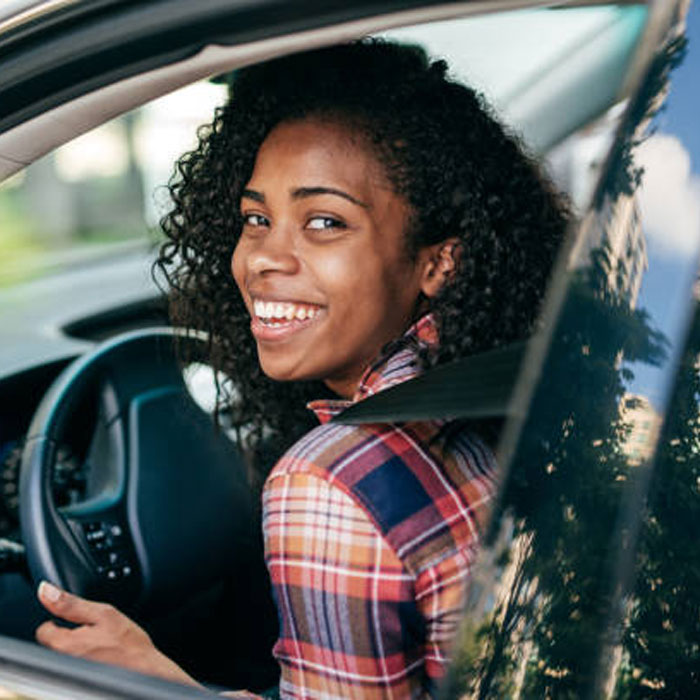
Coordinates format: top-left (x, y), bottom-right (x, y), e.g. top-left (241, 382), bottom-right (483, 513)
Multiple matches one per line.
top-left (78, 519), bottom-right (138, 587)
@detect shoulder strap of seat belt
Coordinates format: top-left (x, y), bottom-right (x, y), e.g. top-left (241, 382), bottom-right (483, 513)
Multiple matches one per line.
top-left (334, 342), bottom-right (526, 424)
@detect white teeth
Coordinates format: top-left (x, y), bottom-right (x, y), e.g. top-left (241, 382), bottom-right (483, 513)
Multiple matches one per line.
top-left (253, 299), bottom-right (320, 321)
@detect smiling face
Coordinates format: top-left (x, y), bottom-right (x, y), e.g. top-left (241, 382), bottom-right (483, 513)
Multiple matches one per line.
top-left (232, 118), bottom-right (444, 398)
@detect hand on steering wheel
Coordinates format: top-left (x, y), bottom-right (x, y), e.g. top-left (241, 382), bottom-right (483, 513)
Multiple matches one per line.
top-left (36, 580), bottom-right (199, 686)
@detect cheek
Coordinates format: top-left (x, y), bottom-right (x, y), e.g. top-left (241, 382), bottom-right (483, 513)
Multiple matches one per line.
top-left (317, 256), bottom-right (362, 291)
top-left (318, 249), bottom-right (409, 324)
top-left (231, 243), bottom-right (246, 293)
top-left (311, 251), bottom-right (377, 317)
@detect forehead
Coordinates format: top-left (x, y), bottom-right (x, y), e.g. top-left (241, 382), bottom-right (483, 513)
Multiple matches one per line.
top-left (250, 118), bottom-right (391, 189)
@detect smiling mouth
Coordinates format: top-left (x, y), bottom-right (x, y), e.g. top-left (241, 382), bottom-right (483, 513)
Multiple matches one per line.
top-left (250, 298), bottom-right (324, 340)
top-left (253, 299), bottom-right (321, 325)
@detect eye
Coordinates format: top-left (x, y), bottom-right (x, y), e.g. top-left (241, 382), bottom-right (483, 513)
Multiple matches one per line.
top-left (242, 213), bottom-right (270, 227)
top-left (306, 216), bottom-right (346, 231)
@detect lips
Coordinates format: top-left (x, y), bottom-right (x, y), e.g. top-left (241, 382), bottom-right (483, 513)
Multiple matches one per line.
top-left (249, 297), bottom-right (324, 342)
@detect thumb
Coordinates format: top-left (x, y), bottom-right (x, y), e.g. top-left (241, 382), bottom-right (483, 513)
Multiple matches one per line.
top-left (37, 581), bottom-right (102, 625)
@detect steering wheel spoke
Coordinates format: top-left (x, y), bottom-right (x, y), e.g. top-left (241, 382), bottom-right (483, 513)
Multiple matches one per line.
top-left (62, 506), bottom-right (141, 604)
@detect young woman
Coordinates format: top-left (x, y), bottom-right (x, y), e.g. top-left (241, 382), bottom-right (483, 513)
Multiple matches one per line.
top-left (34, 41), bottom-right (567, 698)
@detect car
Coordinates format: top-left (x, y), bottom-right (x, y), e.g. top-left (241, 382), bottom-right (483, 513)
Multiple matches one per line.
top-left (1, 0), bottom-right (699, 697)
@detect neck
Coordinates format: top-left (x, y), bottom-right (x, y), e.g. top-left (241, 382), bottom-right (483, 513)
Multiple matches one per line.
top-left (323, 376), bottom-right (359, 400)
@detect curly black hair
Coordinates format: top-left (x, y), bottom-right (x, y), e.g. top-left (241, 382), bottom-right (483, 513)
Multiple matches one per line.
top-left (156, 39), bottom-right (569, 484)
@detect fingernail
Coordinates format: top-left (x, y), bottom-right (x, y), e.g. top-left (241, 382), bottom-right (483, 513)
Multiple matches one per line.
top-left (38, 581), bottom-right (61, 603)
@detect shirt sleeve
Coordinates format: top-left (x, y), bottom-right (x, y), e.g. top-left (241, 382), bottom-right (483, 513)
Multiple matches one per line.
top-left (414, 547), bottom-right (476, 680)
top-left (263, 470), bottom-right (433, 699)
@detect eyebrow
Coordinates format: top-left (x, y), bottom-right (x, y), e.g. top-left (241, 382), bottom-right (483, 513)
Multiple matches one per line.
top-left (241, 188), bottom-right (265, 203)
top-left (240, 186), bottom-right (369, 209)
top-left (292, 186), bottom-right (369, 209)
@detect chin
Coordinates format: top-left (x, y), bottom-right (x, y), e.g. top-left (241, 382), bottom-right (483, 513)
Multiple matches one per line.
top-left (258, 356), bottom-right (307, 383)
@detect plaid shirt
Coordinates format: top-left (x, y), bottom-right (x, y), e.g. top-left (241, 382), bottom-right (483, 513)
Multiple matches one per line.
top-left (261, 315), bottom-right (497, 699)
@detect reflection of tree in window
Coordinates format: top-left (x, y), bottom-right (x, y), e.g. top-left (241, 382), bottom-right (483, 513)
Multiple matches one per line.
top-left (441, 241), bottom-right (669, 698)
top-left (619, 298), bottom-right (700, 697)
top-left (441, 28), bottom-right (687, 700)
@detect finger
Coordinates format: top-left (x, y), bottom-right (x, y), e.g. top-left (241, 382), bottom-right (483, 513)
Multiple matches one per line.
top-left (35, 620), bottom-right (59, 648)
top-left (36, 620), bottom-right (96, 657)
top-left (36, 620), bottom-right (78, 651)
top-left (37, 581), bottom-right (108, 625)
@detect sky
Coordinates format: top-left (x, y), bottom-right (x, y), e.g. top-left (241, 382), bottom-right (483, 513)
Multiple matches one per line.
top-left (656, 2), bottom-right (700, 172)
top-left (624, 1), bottom-right (700, 411)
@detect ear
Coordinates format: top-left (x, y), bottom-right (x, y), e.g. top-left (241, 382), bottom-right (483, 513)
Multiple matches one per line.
top-left (419, 237), bottom-right (460, 298)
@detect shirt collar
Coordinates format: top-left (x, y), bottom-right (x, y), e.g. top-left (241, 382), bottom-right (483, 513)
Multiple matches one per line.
top-left (307, 313), bottom-right (439, 424)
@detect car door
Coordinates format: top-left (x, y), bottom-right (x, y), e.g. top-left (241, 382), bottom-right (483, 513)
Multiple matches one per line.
top-left (439, 2), bottom-right (700, 697)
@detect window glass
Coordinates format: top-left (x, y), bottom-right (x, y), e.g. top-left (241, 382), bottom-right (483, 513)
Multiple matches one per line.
top-left (0, 81), bottom-right (227, 288)
top-left (438, 3), bottom-right (700, 697)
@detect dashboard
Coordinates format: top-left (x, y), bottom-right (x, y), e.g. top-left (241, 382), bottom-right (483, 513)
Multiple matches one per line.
top-left (0, 251), bottom-right (169, 638)
top-left (0, 358), bottom-right (95, 542)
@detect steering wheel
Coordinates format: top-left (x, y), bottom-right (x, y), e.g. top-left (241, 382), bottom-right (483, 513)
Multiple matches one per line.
top-left (19, 328), bottom-right (257, 618)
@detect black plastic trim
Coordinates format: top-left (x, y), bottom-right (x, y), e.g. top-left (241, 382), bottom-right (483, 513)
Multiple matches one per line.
top-left (335, 342), bottom-right (526, 424)
top-left (62, 296), bottom-right (169, 342)
top-left (0, 0), bottom-right (138, 51)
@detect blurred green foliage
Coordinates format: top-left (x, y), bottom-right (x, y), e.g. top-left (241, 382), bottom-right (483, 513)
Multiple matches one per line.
top-left (0, 184), bottom-right (44, 287)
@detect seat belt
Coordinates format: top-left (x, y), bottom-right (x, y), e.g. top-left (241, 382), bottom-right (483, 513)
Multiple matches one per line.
top-left (334, 342), bottom-right (525, 424)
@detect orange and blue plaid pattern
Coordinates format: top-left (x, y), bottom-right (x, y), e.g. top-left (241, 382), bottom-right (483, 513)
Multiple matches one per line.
top-left (262, 316), bottom-right (497, 698)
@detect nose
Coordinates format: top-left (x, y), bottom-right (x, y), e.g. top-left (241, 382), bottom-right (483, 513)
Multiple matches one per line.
top-left (238, 225), bottom-right (300, 277)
